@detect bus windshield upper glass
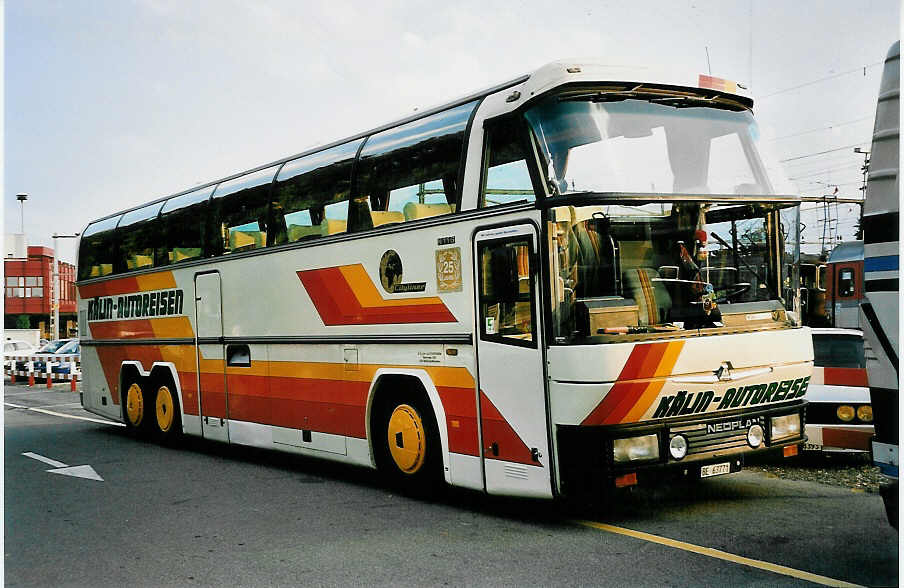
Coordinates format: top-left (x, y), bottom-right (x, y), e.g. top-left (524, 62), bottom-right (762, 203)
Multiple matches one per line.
top-left (525, 91), bottom-right (772, 196)
top-left (548, 199), bottom-right (799, 344)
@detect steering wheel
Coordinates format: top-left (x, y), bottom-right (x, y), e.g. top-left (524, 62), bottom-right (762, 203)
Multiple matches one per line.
top-left (716, 282), bottom-right (751, 303)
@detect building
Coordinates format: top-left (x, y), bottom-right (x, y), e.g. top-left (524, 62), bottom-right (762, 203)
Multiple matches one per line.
top-left (4, 246), bottom-right (77, 338)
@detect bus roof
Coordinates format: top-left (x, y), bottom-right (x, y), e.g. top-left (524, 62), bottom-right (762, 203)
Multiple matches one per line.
top-left (83, 59), bottom-right (756, 228)
top-left (827, 241), bottom-right (864, 263)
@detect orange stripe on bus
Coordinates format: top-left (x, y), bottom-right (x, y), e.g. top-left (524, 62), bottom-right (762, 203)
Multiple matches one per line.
top-left (94, 346), bottom-right (478, 454)
top-left (298, 265), bottom-right (456, 325)
top-left (78, 270), bottom-right (176, 299)
top-left (822, 427), bottom-right (872, 451)
top-left (338, 264), bottom-right (446, 308)
top-left (136, 271), bottom-right (178, 292)
top-left (621, 342), bottom-right (684, 423)
top-left (150, 316), bottom-right (194, 339)
top-left (88, 316), bottom-right (193, 340)
top-left (600, 343), bottom-right (670, 424)
top-left (480, 390), bottom-right (538, 466)
top-left (78, 276), bottom-right (140, 299)
top-left (581, 341), bottom-right (685, 426)
top-left (654, 341), bottom-right (684, 377)
top-left (822, 367), bottom-right (868, 387)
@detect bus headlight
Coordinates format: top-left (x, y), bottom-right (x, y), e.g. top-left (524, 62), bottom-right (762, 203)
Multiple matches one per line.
top-left (613, 434), bottom-right (660, 464)
top-left (747, 424), bottom-right (764, 447)
top-left (669, 435), bottom-right (688, 460)
top-left (771, 414), bottom-right (801, 442)
top-left (857, 405), bottom-right (873, 423)
top-left (836, 405), bottom-right (855, 422)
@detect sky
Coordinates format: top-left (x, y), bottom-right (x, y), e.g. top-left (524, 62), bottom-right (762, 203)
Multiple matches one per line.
top-left (3, 0), bottom-right (901, 264)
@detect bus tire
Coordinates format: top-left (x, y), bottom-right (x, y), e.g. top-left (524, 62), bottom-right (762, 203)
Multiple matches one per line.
top-left (374, 391), bottom-right (442, 494)
top-left (122, 377), bottom-right (150, 436)
top-left (149, 377), bottom-right (182, 446)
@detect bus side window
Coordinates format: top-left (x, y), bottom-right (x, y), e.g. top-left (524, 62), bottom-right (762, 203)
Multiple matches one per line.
top-left (274, 139), bottom-right (361, 243)
top-left (115, 201), bottom-right (165, 273)
top-left (212, 166), bottom-right (279, 254)
top-left (353, 100), bottom-right (478, 230)
top-left (480, 116), bottom-right (537, 208)
top-left (77, 215), bottom-right (121, 280)
top-left (478, 239), bottom-right (536, 346)
top-left (159, 185), bottom-right (215, 265)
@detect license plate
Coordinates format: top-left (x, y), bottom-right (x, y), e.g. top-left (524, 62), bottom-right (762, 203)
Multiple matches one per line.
top-left (700, 462), bottom-right (731, 478)
top-left (803, 443), bottom-right (822, 452)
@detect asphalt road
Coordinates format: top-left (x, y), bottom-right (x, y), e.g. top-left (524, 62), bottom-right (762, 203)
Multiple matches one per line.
top-left (4, 382), bottom-right (899, 587)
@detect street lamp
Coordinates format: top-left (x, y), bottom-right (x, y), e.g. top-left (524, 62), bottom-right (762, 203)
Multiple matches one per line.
top-left (51, 232), bottom-right (80, 340)
top-left (16, 194), bottom-right (28, 233)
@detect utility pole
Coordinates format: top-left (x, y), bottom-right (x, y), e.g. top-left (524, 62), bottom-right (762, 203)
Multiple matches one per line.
top-left (51, 232), bottom-right (80, 340)
top-left (854, 147), bottom-right (870, 239)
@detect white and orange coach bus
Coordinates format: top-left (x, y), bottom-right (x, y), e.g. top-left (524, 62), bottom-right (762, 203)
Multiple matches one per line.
top-left (77, 60), bottom-right (811, 499)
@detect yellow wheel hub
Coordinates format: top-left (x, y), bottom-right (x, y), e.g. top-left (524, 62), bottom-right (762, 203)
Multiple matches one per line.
top-left (155, 385), bottom-right (175, 433)
top-left (387, 404), bottom-right (426, 474)
top-left (126, 382), bottom-right (144, 426)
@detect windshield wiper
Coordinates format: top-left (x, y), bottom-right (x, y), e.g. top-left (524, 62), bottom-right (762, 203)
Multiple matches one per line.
top-left (559, 89), bottom-right (745, 111)
top-left (558, 85), bottom-right (644, 103)
top-left (649, 95), bottom-right (716, 108)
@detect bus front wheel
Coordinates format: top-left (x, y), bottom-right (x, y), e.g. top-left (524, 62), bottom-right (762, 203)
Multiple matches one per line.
top-left (375, 394), bottom-right (442, 494)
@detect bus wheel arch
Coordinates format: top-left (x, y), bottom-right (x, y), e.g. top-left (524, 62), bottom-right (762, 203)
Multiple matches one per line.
top-left (367, 370), bottom-right (450, 487)
top-left (148, 363), bottom-right (184, 445)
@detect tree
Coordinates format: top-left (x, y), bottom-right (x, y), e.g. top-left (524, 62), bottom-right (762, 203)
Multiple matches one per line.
top-left (15, 315), bottom-right (30, 329)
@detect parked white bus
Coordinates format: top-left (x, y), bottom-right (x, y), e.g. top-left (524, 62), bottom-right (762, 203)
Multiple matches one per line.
top-left (77, 60), bottom-right (810, 498)
top-left (860, 41), bottom-right (899, 527)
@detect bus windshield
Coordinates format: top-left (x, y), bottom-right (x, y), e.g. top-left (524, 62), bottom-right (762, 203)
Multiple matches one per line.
top-left (525, 91), bottom-right (772, 196)
top-left (548, 199), bottom-right (800, 343)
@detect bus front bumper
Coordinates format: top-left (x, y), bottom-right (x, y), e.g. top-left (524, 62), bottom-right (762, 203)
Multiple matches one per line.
top-left (556, 402), bottom-right (807, 496)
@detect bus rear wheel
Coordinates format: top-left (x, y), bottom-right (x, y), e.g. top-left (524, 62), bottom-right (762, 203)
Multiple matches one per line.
top-left (375, 394), bottom-right (442, 494)
top-left (151, 381), bottom-right (182, 445)
top-left (123, 380), bottom-right (148, 434)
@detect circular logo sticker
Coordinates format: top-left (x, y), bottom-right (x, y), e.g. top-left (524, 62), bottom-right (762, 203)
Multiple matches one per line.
top-left (380, 250), bottom-right (403, 293)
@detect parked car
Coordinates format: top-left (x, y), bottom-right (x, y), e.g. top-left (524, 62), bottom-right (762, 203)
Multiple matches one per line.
top-left (49, 339), bottom-right (80, 374)
top-left (803, 328), bottom-right (873, 453)
top-left (15, 338), bottom-right (73, 373)
top-left (4, 339), bottom-right (37, 370)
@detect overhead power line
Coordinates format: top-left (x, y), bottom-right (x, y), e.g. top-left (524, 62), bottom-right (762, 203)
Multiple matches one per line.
top-left (779, 142), bottom-right (869, 163)
top-left (759, 61), bottom-right (883, 99)
top-left (767, 116), bottom-right (873, 141)
top-left (798, 180), bottom-right (863, 188)
top-left (788, 162), bottom-right (863, 180)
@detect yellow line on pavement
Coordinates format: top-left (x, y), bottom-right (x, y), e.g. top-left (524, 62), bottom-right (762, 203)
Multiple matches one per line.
top-left (577, 520), bottom-right (863, 587)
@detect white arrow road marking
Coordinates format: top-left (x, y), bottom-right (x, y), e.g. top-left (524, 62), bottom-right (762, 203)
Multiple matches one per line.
top-left (48, 465), bottom-right (104, 481)
top-left (22, 452), bottom-right (68, 468)
top-left (22, 452), bottom-right (105, 482)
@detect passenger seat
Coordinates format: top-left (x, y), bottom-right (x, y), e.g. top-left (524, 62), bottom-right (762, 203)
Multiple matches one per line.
top-left (624, 267), bottom-right (672, 325)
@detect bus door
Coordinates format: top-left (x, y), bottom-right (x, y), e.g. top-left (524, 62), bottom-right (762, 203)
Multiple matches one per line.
top-left (194, 271), bottom-right (229, 442)
top-left (832, 262), bottom-right (861, 329)
top-left (474, 224), bottom-right (552, 498)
